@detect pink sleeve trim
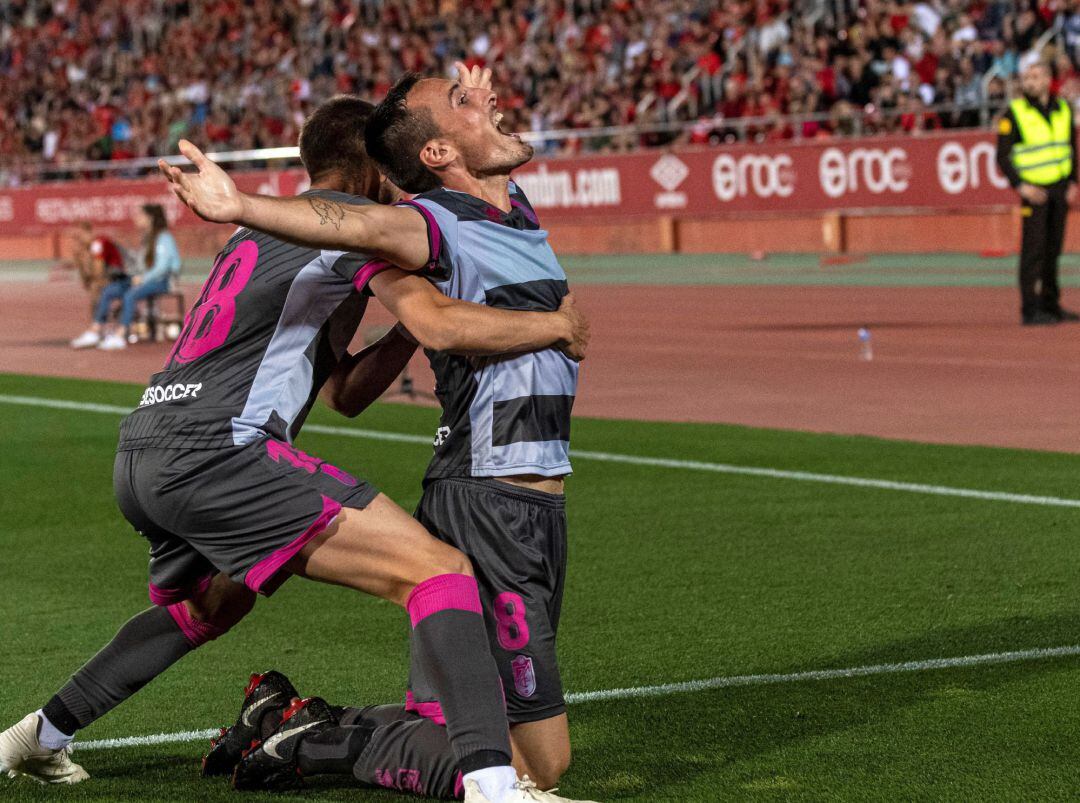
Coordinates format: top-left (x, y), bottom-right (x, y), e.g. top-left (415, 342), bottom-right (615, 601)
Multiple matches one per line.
top-left (353, 259), bottom-right (395, 292)
top-left (395, 200), bottom-right (442, 270)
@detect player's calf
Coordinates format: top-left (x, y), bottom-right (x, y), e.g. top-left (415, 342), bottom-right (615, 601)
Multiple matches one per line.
top-left (284, 500), bottom-right (523, 797)
top-left (1, 573), bottom-right (255, 785)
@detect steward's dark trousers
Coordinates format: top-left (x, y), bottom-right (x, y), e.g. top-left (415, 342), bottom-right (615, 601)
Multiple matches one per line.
top-left (1020, 180), bottom-right (1069, 318)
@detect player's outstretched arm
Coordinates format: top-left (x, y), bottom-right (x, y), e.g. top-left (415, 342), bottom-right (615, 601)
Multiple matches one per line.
top-left (369, 269), bottom-right (590, 360)
top-left (158, 140), bottom-right (431, 269)
top-left (321, 325), bottom-right (419, 418)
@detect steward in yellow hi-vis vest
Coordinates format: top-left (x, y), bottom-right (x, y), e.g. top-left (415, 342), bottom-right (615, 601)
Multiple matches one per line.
top-left (996, 60), bottom-right (1079, 325)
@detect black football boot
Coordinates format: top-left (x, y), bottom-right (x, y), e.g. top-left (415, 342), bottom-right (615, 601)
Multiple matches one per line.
top-left (232, 696), bottom-right (338, 792)
top-left (201, 670), bottom-right (298, 777)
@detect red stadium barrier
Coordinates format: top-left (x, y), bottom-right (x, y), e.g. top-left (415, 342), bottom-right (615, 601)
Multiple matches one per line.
top-left (0, 170), bottom-right (309, 234)
top-left (512, 130), bottom-right (1013, 219)
top-left (0, 130), bottom-right (1013, 238)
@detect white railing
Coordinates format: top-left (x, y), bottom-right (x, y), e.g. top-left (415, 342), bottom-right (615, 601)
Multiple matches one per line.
top-left (12, 98), bottom-right (1012, 184)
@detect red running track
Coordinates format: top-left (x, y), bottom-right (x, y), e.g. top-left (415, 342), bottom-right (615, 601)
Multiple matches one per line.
top-left (1, 280), bottom-right (1077, 454)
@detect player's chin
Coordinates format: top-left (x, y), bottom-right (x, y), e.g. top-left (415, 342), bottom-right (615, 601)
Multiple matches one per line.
top-left (501, 139), bottom-right (534, 169)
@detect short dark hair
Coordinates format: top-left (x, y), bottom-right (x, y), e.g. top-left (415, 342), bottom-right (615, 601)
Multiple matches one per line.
top-left (365, 74), bottom-right (442, 194)
top-left (299, 95), bottom-right (374, 181)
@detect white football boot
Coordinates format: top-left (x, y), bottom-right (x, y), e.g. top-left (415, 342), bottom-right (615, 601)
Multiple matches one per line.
top-left (97, 332), bottom-right (127, 350)
top-left (0, 713), bottom-right (89, 785)
top-left (463, 775), bottom-right (599, 803)
top-left (70, 329), bottom-right (101, 349)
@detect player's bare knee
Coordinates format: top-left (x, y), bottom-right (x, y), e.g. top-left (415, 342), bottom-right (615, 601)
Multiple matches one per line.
top-left (431, 542), bottom-right (474, 579)
top-left (184, 576), bottom-right (255, 634)
top-left (211, 587), bottom-right (256, 629)
top-left (530, 749), bottom-right (571, 790)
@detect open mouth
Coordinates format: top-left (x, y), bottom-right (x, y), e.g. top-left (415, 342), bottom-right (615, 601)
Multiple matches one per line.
top-left (493, 111), bottom-right (521, 140)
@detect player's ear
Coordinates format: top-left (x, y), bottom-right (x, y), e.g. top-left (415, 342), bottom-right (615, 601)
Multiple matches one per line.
top-left (419, 139), bottom-right (457, 172)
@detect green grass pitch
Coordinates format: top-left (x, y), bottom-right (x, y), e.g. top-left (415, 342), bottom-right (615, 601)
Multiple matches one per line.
top-left (2, 372), bottom-right (1080, 801)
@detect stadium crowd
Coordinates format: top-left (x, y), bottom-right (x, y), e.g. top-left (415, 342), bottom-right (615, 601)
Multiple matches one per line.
top-left (1, 0), bottom-right (1079, 180)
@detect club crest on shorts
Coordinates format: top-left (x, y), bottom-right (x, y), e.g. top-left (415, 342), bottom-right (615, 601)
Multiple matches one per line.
top-left (512, 654), bottom-right (536, 698)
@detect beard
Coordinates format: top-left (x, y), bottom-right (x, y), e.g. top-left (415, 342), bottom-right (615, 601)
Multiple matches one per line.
top-left (472, 137), bottom-right (535, 177)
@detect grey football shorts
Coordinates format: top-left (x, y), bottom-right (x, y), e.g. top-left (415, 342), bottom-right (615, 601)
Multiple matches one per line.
top-left (409, 476), bottom-right (568, 724)
top-left (113, 436), bottom-right (378, 605)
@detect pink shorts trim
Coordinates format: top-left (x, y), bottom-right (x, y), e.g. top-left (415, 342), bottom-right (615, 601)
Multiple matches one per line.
top-left (404, 691), bottom-right (446, 726)
top-left (405, 573), bottom-right (483, 628)
top-left (148, 573), bottom-right (213, 607)
top-left (244, 495), bottom-right (342, 595)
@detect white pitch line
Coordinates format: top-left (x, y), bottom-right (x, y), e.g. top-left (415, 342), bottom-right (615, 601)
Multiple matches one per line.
top-left (2, 392), bottom-right (1080, 509)
top-left (76, 729), bottom-right (219, 751)
top-left (563, 644), bottom-right (1080, 703)
top-left (73, 643), bottom-right (1080, 751)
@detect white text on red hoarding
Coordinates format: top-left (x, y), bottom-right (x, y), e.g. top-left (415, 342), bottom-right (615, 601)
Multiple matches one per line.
top-left (819, 147), bottom-right (911, 198)
top-left (712, 153), bottom-right (795, 202)
top-left (936, 141), bottom-right (1008, 195)
top-left (514, 164), bottom-right (621, 209)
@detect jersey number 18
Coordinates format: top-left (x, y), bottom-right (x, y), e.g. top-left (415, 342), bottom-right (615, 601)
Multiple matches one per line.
top-left (166, 240), bottom-right (259, 366)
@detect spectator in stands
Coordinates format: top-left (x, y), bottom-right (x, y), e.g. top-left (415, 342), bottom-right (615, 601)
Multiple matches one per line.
top-left (2, 0), bottom-right (1079, 166)
top-left (69, 226), bottom-right (130, 349)
top-left (98, 204), bottom-right (181, 351)
top-left (70, 223), bottom-right (108, 313)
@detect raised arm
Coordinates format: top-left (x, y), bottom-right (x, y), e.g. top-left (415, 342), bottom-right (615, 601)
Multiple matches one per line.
top-left (158, 141), bottom-right (431, 269)
top-left (368, 268), bottom-right (589, 360)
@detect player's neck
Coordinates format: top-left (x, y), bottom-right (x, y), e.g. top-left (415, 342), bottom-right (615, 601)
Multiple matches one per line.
top-left (445, 172), bottom-right (512, 213)
top-left (308, 169), bottom-right (376, 198)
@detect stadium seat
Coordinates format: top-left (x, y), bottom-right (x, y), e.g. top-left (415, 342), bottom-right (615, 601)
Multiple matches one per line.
top-left (144, 290), bottom-right (186, 342)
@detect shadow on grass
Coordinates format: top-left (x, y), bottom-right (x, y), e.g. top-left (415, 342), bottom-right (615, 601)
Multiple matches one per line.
top-left (569, 612), bottom-right (1080, 799)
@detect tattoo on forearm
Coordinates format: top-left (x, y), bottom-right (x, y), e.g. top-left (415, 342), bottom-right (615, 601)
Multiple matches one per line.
top-left (309, 197), bottom-right (345, 230)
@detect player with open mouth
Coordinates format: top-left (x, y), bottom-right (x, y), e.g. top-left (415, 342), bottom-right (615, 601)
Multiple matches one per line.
top-left (159, 65), bottom-right (590, 800)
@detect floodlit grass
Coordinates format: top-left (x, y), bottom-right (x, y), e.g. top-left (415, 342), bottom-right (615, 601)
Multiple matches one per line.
top-left (2, 373), bottom-right (1080, 800)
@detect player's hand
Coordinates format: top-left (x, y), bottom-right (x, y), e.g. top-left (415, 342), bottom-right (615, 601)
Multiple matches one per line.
top-left (556, 293), bottom-right (589, 362)
top-left (1068, 183), bottom-right (1079, 206)
top-left (158, 140), bottom-right (245, 223)
top-left (454, 60), bottom-right (492, 91)
top-left (1019, 183), bottom-right (1048, 205)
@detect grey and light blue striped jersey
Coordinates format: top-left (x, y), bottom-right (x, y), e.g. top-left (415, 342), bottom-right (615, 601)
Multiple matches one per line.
top-left (403, 181), bottom-right (578, 482)
top-left (117, 189), bottom-right (394, 452)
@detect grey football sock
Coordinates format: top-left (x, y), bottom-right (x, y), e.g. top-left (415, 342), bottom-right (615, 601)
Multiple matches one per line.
top-left (42, 606), bottom-right (194, 731)
top-left (335, 705), bottom-right (461, 798)
top-left (405, 575), bottom-right (512, 773)
top-left (295, 724), bottom-right (375, 776)
top-left (354, 714), bottom-right (462, 798)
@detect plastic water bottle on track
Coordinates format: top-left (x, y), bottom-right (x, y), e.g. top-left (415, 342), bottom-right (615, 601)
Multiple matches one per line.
top-left (857, 327), bottom-right (873, 362)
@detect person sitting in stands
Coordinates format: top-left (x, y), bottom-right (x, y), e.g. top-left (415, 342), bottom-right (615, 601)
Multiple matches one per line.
top-left (75, 204), bottom-right (182, 351)
top-left (69, 224), bottom-right (131, 349)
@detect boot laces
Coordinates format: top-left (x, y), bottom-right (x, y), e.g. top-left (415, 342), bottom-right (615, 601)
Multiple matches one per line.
top-left (513, 776), bottom-right (561, 799)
